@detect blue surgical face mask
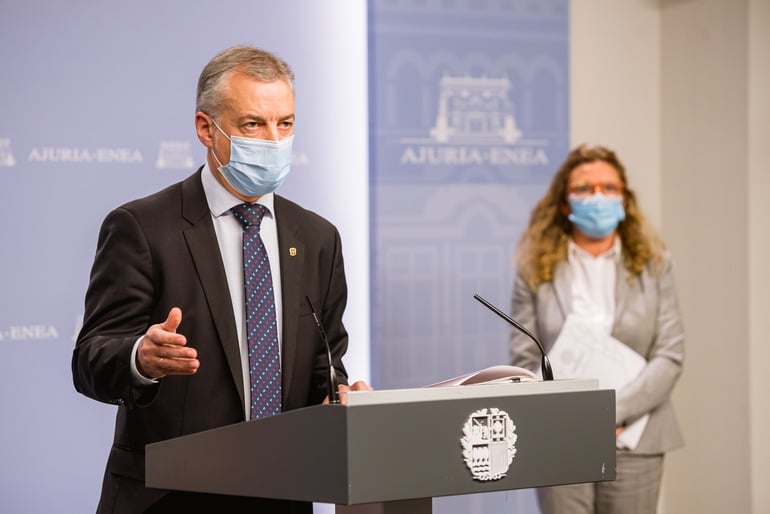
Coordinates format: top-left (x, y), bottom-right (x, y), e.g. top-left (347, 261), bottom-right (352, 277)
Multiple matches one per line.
top-left (568, 193), bottom-right (626, 239)
top-left (210, 117), bottom-right (293, 197)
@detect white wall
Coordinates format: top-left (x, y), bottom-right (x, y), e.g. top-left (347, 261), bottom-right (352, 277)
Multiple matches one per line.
top-left (748, 1), bottom-right (770, 512)
top-left (660, 1), bottom-right (751, 512)
top-left (570, 1), bottom-right (770, 512)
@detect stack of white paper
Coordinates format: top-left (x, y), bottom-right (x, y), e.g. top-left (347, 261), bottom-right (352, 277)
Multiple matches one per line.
top-left (544, 314), bottom-right (648, 450)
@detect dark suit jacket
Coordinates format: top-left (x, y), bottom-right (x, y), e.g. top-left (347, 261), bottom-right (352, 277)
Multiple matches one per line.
top-left (72, 168), bottom-right (350, 513)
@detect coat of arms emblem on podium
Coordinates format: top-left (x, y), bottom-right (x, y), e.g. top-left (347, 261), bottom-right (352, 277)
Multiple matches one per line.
top-left (461, 407), bottom-right (517, 481)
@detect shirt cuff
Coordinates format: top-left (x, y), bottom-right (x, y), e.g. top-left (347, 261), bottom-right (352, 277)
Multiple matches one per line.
top-left (131, 336), bottom-right (158, 385)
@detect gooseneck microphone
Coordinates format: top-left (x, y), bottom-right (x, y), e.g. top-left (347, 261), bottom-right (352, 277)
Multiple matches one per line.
top-left (473, 293), bottom-right (554, 381)
top-left (305, 296), bottom-right (341, 404)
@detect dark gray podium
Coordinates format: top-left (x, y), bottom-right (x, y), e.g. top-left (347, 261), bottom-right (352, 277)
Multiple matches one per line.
top-left (146, 379), bottom-right (615, 513)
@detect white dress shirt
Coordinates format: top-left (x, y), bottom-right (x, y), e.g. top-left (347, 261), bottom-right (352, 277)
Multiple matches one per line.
top-left (567, 237), bottom-right (621, 334)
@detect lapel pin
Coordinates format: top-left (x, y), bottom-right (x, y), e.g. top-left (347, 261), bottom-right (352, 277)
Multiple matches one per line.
top-left (289, 247), bottom-right (297, 257)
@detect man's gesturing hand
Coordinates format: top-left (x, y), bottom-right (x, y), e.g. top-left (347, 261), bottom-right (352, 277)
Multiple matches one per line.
top-left (136, 307), bottom-right (199, 379)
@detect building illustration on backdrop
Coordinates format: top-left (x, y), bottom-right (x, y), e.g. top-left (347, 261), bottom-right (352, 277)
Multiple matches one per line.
top-left (397, 72), bottom-right (549, 168)
top-left (430, 75), bottom-right (522, 145)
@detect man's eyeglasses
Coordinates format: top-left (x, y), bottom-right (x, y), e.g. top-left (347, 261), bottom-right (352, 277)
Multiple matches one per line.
top-left (567, 182), bottom-right (624, 198)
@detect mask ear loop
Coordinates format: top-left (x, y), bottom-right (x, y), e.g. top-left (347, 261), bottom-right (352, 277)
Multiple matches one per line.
top-left (206, 114), bottom-right (231, 168)
top-left (208, 116), bottom-right (231, 140)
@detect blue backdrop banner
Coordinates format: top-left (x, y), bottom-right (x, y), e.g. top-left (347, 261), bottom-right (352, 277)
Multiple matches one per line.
top-left (368, 1), bottom-right (569, 512)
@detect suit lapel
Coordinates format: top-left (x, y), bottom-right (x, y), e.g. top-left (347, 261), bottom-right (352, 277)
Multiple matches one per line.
top-left (274, 196), bottom-right (305, 404)
top-left (181, 169), bottom-right (245, 410)
top-left (552, 261), bottom-right (574, 319)
top-left (613, 258), bottom-right (631, 328)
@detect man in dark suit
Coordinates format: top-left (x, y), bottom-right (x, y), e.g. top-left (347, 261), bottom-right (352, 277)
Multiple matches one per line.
top-left (72, 45), bottom-right (370, 513)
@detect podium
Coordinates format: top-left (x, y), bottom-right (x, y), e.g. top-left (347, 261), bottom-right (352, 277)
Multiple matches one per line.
top-left (146, 379), bottom-right (615, 513)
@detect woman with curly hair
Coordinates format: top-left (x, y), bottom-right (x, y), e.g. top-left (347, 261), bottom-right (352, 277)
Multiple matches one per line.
top-left (511, 144), bottom-right (685, 513)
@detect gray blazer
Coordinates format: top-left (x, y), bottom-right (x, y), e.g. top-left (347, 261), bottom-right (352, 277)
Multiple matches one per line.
top-left (510, 251), bottom-right (685, 454)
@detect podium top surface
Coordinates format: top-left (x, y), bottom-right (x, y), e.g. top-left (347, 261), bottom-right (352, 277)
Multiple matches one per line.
top-left (345, 378), bottom-right (599, 406)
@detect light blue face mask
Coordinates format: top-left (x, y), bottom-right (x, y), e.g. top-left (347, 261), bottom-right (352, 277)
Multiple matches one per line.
top-left (210, 118), bottom-right (293, 197)
top-left (568, 193), bottom-right (626, 239)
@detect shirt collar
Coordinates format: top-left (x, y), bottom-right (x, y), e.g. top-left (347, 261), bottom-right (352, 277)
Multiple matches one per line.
top-left (568, 236), bottom-right (622, 262)
top-left (201, 163), bottom-right (275, 219)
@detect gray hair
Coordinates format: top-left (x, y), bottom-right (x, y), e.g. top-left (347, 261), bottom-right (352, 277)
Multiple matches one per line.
top-left (195, 45), bottom-right (295, 115)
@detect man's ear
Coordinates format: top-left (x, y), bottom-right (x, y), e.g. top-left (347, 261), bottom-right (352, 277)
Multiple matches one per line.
top-left (195, 112), bottom-right (214, 149)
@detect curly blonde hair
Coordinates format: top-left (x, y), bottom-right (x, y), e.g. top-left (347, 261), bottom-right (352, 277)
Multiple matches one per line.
top-left (516, 144), bottom-right (665, 289)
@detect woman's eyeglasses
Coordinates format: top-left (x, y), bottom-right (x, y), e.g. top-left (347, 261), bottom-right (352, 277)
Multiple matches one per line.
top-left (567, 182), bottom-right (624, 198)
